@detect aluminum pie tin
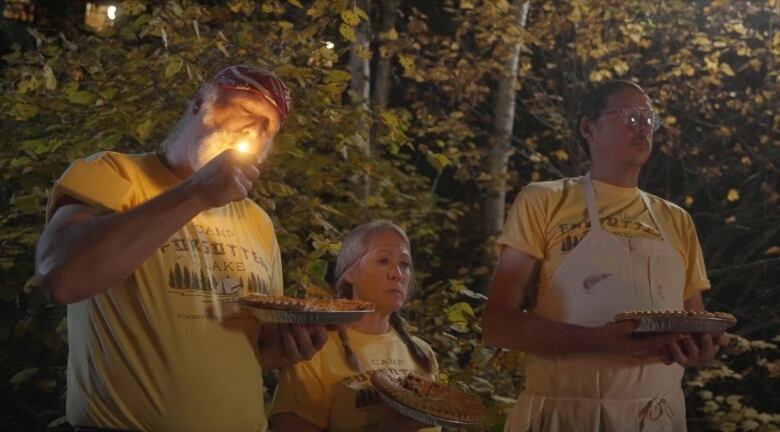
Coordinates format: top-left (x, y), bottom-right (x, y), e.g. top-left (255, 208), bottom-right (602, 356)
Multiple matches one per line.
top-left (615, 315), bottom-right (736, 334)
top-left (370, 372), bottom-right (486, 429)
top-left (244, 306), bottom-right (372, 325)
top-left (373, 386), bottom-right (485, 429)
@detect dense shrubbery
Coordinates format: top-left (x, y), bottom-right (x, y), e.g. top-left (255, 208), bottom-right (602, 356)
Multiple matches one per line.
top-left (1, 1), bottom-right (777, 430)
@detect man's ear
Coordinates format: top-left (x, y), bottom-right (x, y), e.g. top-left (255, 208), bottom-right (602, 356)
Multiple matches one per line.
top-left (580, 117), bottom-right (593, 142)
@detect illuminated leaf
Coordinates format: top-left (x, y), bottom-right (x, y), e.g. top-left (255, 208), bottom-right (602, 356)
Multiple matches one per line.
top-left (163, 56), bottom-right (183, 78)
top-left (338, 24), bottom-right (356, 42)
top-left (340, 10), bottom-right (359, 26)
top-left (323, 70), bottom-right (352, 83)
top-left (726, 188), bottom-right (740, 202)
top-left (764, 246), bottom-right (780, 256)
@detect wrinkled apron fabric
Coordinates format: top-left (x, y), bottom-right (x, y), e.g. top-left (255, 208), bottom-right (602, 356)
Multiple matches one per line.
top-left (505, 174), bottom-right (687, 432)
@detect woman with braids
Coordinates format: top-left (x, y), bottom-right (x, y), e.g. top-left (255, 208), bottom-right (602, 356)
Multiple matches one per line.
top-left (271, 221), bottom-right (439, 432)
top-left (483, 80), bottom-right (728, 431)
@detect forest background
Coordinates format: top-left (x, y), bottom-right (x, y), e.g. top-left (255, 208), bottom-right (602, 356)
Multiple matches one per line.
top-left (0, 0), bottom-right (778, 430)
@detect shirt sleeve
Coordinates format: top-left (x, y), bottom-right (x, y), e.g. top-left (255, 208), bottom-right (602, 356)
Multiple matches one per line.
top-left (270, 357), bottom-right (330, 429)
top-left (496, 184), bottom-right (548, 259)
top-left (45, 152), bottom-right (134, 222)
top-left (681, 211), bottom-right (711, 300)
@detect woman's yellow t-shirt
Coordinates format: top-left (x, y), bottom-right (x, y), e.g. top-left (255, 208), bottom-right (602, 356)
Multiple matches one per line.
top-left (271, 327), bottom-right (439, 432)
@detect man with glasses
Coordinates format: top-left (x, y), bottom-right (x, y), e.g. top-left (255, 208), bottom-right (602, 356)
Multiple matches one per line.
top-left (484, 80), bottom-right (727, 431)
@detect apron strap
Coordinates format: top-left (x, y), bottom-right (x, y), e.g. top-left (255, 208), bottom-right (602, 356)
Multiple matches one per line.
top-left (639, 190), bottom-right (670, 241)
top-left (582, 173), bottom-right (602, 233)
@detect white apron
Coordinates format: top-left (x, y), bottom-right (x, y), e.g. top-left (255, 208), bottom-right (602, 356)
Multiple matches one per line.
top-left (504, 174), bottom-right (687, 432)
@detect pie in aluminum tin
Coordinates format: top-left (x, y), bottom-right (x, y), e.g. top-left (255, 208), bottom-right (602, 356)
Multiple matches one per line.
top-left (369, 370), bottom-right (487, 428)
top-left (238, 294), bottom-right (375, 325)
top-left (614, 310), bottom-right (737, 334)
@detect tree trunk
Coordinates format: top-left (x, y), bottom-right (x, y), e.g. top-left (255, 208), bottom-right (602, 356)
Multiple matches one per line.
top-left (370, 0), bottom-right (399, 152)
top-left (349, 0), bottom-right (372, 198)
top-left (484, 0), bottom-right (530, 238)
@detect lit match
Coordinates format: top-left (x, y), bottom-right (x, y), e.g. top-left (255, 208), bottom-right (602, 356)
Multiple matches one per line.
top-left (236, 140), bottom-right (250, 153)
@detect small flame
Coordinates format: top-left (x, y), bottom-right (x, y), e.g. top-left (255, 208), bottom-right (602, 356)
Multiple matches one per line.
top-left (107, 5), bottom-right (117, 20)
top-left (236, 141), bottom-right (250, 153)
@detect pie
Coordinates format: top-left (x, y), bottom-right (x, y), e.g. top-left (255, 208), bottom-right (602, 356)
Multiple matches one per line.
top-left (370, 370), bottom-right (486, 424)
top-left (615, 309), bottom-right (737, 323)
top-left (614, 309), bottom-right (737, 333)
top-left (238, 294), bottom-right (374, 312)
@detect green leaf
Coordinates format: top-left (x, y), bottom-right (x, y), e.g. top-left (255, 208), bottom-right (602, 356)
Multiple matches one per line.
top-left (268, 181), bottom-right (295, 197)
top-left (10, 156), bottom-right (32, 168)
top-left (11, 193), bottom-right (42, 215)
top-left (164, 56), bottom-right (183, 78)
top-left (307, 259), bottom-right (329, 282)
top-left (67, 90), bottom-right (96, 106)
top-left (10, 103), bottom-right (39, 120)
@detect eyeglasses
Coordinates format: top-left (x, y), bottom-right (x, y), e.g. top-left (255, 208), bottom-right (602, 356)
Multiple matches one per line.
top-left (598, 107), bottom-right (661, 131)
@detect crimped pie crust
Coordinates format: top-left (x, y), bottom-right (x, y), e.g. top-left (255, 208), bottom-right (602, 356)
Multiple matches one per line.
top-left (239, 294), bottom-right (374, 312)
top-left (615, 309), bottom-right (736, 323)
top-left (370, 370), bottom-right (486, 423)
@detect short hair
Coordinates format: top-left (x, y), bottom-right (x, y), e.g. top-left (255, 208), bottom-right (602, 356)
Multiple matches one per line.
top-left (576, 80), bottom-right (649, 154)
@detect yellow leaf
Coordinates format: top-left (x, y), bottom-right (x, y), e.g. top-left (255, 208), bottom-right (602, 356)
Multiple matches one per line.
top-left (324, 69), bottom-right (351, 83)
top-left (379, 28), bottom-right (398, 41)
top-left (726, 188), bottom-right (740, 202)
top-left (118, 0), bottom-right (146, 16)
top-left (720, 63), bottom-right (735, 76)
top-left (681, 63), bottom-right (695, 77)
top-left (287, 0), bottom-right (303, 8)
top-left (665, 116), bottom-right (677, 125)
top-left (306, 0), bottom-right (328, 17)
top-left (353, 6), bottom-right (368, 20)
top-left (740, 156), bottom-right (752, 166)
top-left (567, 4), bottom-right (582, 23)
top-left (764, 246), bottom-right (780, 255)
top-left (398, 55), bottom-right (415, 72)
top-left (426, 151), bottom-right (451, 172)
top-left (445, 301), bottom-right (474, 332)
top-left (553, 149), bottom-right (569, 161)
top-left (338, 23), bottom-right (356, 42)
top-left (684, 196), bottom-right (694, 207)
top-left (135, 118), bottom-right (154, 143)
top-left (340, 10), bottom-right (359, 26)
top-left (353, 44), bottom-right (371, 60)
top-left (42, 65), bottom-right (57, 91)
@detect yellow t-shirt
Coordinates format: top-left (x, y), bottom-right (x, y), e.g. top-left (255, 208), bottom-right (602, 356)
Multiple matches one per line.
top-left (47, 151), bottom-right (283, 431)
top-left (497, 176), bottom-right (710, 305)
top-left (271, 327), bottom-right (440, 432)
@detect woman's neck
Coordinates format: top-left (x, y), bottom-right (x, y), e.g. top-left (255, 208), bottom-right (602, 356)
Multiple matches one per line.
top-left (349, 310), bottom-right (392, 335)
